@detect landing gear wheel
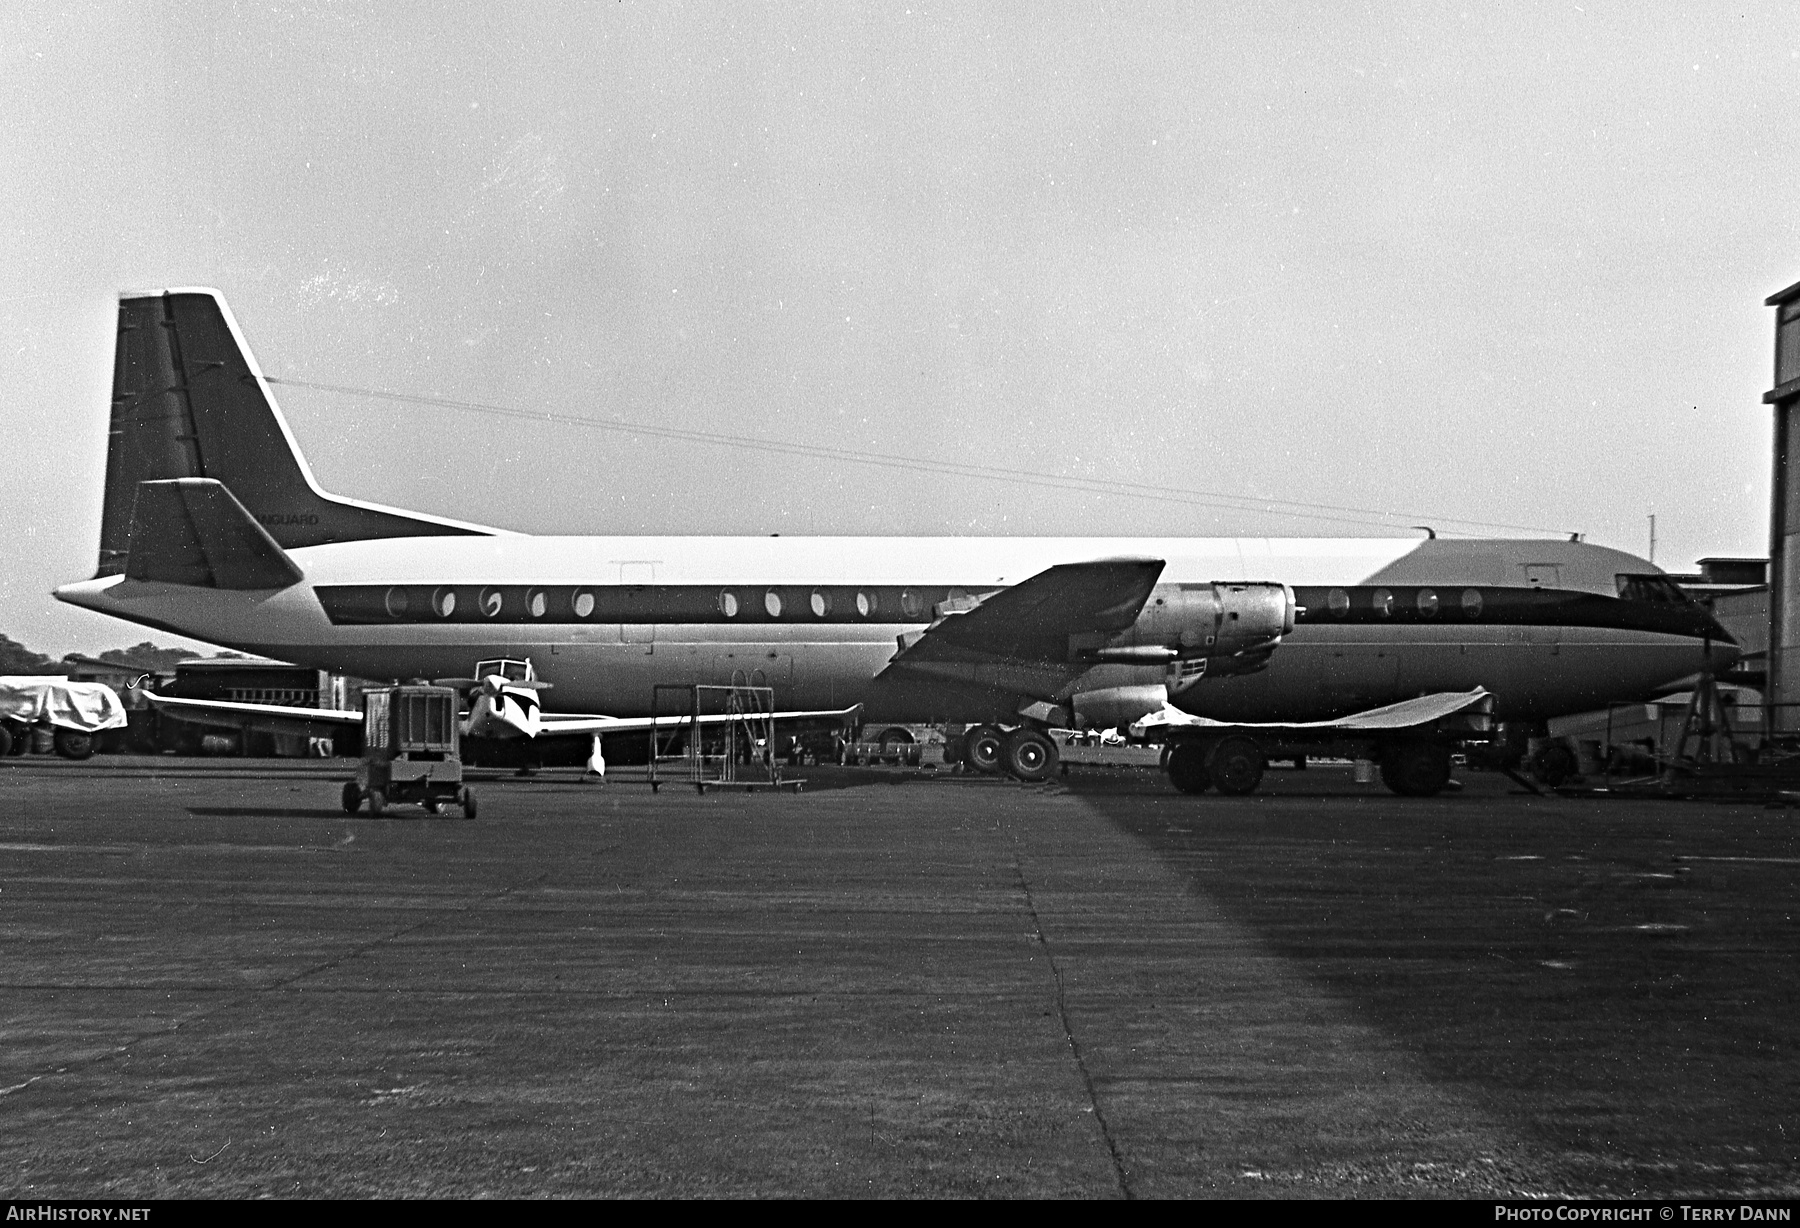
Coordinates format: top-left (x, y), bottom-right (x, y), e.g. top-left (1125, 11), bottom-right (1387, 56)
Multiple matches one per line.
top-left (964, 724), bottom-right (1005, 775)
top-left (0, 726), bottom-right (12, 758)
top-left (1166, 742), bottom-right (1212, 795)
top-left (1003, 729), bottom-right (1058, 782)
top-left (367, 789), bottom-right (387, 817)
top-left (460, 786), bottom-right (477, 820)
top-left (1381, 741), bottom-right (1453, 797)
top-left (1530, 742), bottom-right (1579, 789)
top-left (877, 727), bottom-right (915, 754)
top-left (1207, 737), bottom-right (1266, 796)
top-left (341, 781), bottom-right (363, 814)
top-left (4, 725), bottom-right (25, 755)
top-left (52, 730), bottom-right (94, 760)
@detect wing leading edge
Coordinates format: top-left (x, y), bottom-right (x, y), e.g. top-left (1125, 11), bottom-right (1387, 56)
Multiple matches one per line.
top-left (149, 692), bottom-right (861, 742)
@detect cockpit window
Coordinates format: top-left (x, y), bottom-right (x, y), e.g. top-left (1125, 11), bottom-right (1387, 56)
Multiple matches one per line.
top-left (1616, 574), bottom-right (1688, 604)
top-left (476, 658), bottom-right (534, 681)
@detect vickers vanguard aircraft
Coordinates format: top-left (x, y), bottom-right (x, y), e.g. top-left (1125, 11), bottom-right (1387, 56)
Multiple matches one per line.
top-left (55, 289), bottom-right (1736, 789)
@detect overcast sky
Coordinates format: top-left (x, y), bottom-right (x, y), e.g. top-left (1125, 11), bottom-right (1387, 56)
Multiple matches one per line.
top-left (3, 1), bottom-right (1797, 656)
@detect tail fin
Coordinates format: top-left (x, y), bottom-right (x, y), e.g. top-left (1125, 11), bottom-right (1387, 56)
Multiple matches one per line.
top-left (125, 478), bottom-right (303, 590)
top-left (97, 288), bottom-right (491, 576)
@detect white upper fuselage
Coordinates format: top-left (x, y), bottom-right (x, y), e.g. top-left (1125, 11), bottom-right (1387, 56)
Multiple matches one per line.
top-left (55, 532), bottom-right (1728, 725)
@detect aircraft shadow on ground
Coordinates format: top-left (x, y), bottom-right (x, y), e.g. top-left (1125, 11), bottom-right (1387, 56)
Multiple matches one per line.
top-left (1082, 789), bottom-right (1800, 1198)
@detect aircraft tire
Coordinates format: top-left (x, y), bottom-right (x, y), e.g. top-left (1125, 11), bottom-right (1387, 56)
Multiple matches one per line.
top-left (368, 789), bottom-right (387, 817)
top-left (461, 787), bottom-right (477, 820)
top-left (340, 781), bottom-right (363, 814)
top-left (1207, 737), bottom-right (1265, 796)
top-left (877, 727), bottom-right (915, 754)
top-left (4, 723), bottom-right (25, 755)
top-left (52, 730), bottom-right (94, 760)
top-left (0, 725), bottom-right (11, 758)
top-left (1004, 729), bottom-right (1058, 782)
top-left (1380, 741), bottom-right (1453, 797)
top-left (1166, 742), bottom-right (1212, 794)
top-left (1529, 742), bottom-right (1579, 789)
top-left (965, 725), bottom-right (1006, 774)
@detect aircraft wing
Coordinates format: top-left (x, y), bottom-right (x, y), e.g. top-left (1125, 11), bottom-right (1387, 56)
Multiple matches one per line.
top-left (147, 692), bottom-right (360, 739)
top-left (152, 692), bottom-right (860, 741)
top-left (537, 705), bottom-right (863, 737)
top-left (1131, 689), bottom-right (1495, 738)
top-left (875, 558), bottom-right (1165, 694)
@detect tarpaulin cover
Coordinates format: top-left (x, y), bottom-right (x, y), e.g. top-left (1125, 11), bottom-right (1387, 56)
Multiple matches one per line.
top-left (0, 677), bottom-right (128, 731)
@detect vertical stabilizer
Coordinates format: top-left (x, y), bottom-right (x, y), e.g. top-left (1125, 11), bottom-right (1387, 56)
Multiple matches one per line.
top-left (97, 289), bottom-right (490, 576)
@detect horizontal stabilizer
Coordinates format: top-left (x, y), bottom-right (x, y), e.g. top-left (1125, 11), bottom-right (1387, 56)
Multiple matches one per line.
top-left (125, 479), bottom-right (304, 590)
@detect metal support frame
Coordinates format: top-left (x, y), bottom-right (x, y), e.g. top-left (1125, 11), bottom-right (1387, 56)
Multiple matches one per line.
top-left (648, 684), bottom-right (789, 794)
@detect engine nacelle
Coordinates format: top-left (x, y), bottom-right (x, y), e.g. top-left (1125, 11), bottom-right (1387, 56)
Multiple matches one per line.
top-left (1135, 581), bottom-right (1297, 698)
top-left (1071, 684), bottom-right (1168, 732)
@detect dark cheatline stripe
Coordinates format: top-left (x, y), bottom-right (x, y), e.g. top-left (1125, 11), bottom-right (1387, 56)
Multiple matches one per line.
top-left (1289, 585), bottom-right (1725, 640)
top-left (314, 581), bottom-right (1728, 641)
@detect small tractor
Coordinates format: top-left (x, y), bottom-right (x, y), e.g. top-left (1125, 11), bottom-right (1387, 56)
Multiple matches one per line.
top-left (341, 684), bottom-right (476, 819)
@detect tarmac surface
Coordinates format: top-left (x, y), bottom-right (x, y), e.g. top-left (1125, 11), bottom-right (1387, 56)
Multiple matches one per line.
top-left (2, 755), bottom-right (1798, 1199)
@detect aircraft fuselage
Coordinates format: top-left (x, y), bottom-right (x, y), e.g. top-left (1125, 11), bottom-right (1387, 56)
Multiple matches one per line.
top-left (55, 532), bottom-right (1732, 726)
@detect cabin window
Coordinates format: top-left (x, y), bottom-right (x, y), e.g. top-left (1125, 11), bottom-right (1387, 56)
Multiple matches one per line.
top-left (1417, 589), bottom-right (1439, 617)
top-left (1461, 588), bottom-right (1484, 618)
top-left (901, 589), bottom-right (925, 618)
top-left (384, 587), bottom-right (409, 618)
top-left (764, 589), bottom-right (783, 618)
top-left (1372, 588), bottom-right (1394, 617)
top-left (527, 588), bottom-right (548, 618)
top-left (480, 587), bottom-right (504, 618)
top-left (1327, 588), bottom-right (1349, 617)
top-left (573, 590), bottom-right (595, 618)
top-left (810, 589), bottom-right (831, 618)
top-left (719, 590), bottom-right (739, 618)
top-left (432, 587), bottom-right (457, 618)
top-left (857, 590), bottom-right (878, 617)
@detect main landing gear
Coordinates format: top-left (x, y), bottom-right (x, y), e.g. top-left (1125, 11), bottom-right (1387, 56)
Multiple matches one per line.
top-left (956, 724), bottom-right (1060, 783)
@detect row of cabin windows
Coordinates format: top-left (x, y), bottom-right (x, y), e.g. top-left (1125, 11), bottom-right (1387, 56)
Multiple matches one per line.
top-left (1323, 587), bottom-right (1485, 619)
top-left (716, 588), bottom-right (928, 619)
top-left (383, 585), bottom-right (936, 621)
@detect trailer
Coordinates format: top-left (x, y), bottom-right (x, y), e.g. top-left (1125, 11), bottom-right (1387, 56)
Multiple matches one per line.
top-left (1130, 689), bottom-right (1497, 797)
top-left (341, 685), bottom-right (476, 818)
